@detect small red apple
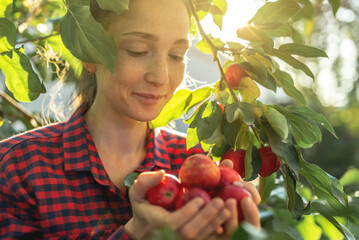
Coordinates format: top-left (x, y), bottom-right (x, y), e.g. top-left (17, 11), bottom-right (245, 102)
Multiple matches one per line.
top-left (220, 149), bottom-right (246, 178)
top-left (146, 173), bottom-right (182, 210)
top-left (218, 184), bottom-right (251, 222)
top-left (179, 154), bottom-right (220, 190)
top-left (175, 188), bottom-right (211, 210)
top-left (258, 146), bottom-right (281, 177)
top-left (218, 166), bottom-right (243, 188)
top-left (225, 63), bottom-right (248, 89)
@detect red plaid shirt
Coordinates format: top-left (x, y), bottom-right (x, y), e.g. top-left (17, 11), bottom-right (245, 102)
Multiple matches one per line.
top-left (0, 105), bottom-right (204, 240)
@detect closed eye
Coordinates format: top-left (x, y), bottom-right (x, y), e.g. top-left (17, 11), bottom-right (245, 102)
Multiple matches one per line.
top-left (127, 50), bottom-right (148, 57)
top-left (169, 54), bottom-right (185, 62)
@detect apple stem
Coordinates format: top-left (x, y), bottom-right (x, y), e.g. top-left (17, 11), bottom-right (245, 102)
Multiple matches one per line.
top-left (188, 0), bottom-right (239, 103)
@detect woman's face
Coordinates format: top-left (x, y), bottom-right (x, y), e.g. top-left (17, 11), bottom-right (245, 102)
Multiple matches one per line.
top-left (94, 0), bottom-right (190, 122)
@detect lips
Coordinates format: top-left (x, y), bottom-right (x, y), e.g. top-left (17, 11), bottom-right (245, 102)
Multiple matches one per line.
top-left (133, 92), bottom-right (165, 104)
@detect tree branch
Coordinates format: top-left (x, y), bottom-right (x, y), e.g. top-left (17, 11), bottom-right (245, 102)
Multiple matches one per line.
top-left (187, 0), bottom-right (239, 102)
top-left (16, 33), bottom-right (60, 45)
top-left (0, 91), bottom-right (42, 127)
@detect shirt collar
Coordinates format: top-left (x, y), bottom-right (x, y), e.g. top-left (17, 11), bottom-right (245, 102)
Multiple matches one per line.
top-left (136, 128), bottom-right (172, 172)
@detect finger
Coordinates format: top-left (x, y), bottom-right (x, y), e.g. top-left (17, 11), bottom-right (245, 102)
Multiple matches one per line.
top-left (167, 197), bottom-right (205, 230)
top-left (241, 197), bottom-right (261, 229)
top-left (233, 181), bottom-right (261, 204)
top-left (178, 198), bottom-right (225, 239)
top-left (195, 207), bottom-right (230, 240)
top-left (219, 159), bottom-right (234, 168)
top-left (129, 170), bottom-right (165, 201)
top-left (224, 198), bottom-right (238, 237)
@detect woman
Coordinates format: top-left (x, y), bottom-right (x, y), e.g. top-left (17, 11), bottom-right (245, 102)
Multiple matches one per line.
top-left (0, 0), bottom-right (261, 239)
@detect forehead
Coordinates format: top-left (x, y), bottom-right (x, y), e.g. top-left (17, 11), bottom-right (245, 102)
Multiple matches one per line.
top-left (107, 0), bottom-right (190, 42)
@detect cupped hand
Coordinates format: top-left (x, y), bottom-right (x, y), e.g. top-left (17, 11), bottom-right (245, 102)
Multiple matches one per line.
top-left (124, 170), bottom-right (232, 240)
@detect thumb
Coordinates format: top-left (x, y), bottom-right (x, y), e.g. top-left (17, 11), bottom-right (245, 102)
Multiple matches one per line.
top-left (129, 170), bottom-right (165, 201)
top-left (219, 159), bottom-right (234, 168)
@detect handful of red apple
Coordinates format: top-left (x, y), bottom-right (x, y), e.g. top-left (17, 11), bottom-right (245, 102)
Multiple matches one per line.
top-left (146, 154), bottom-right (251, 222)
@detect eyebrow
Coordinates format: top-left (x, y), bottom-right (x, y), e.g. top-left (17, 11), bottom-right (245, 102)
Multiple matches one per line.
top-left (122, 31), bottom-right (190, 47)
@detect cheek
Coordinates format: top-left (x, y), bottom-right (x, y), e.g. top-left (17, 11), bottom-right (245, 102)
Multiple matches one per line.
top-left (169, 64), bottom-right (186, 89)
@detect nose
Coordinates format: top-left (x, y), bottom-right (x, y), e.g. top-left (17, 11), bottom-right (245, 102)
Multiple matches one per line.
top-left (145, 54), bottom-right (169, 85)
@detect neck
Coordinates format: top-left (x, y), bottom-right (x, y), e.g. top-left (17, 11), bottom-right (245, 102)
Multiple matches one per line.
top-left (84, 101), bottom-right (149, 163)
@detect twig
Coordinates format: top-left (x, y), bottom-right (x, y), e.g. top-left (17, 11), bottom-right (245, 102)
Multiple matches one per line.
top-left (18, 0), bottom-right (49, 33)
top-left (250, 125), bottom-right (264, 147)
top-left (188, 0), bottom-right (238, 101)
top-left (17, 33), bottom-right (60, 45)
top-left (0, 91), bottom-right (41, 127)
top-left (280, 167), bottom-right (286, 179)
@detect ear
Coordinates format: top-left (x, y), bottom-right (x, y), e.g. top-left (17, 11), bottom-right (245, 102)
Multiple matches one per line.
top-left (82, 62), bottom-right (97, 73)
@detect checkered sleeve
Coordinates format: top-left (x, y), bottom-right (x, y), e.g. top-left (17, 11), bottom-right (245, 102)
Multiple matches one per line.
top-left (0, 152), bottom-right (42, 239)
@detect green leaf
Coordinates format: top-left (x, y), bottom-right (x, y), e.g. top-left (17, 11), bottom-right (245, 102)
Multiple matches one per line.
top-left (279, 43), bottom-right (328, 58)
top-left (96, 0), bottom-right (129, 15)
top-left (340, 168), bottom-right (359, 187)
top-left (285, 166), bottom-right (296, 211)
top-left (249, 0), bottom-right (302, 25)
top-left (240, 61), bottom-right (276, 92)
top-left (328, 0), bottom-right (340, 16)
top-left (66, 0), bottom-right (90, 5)
top-left (266, 231), bottom-right (297, 240)
top-left (258, 23), bottom-right (293, 38)
top-left (232, 222), bottom-right (267, 240)
top-left (225, 102), bottom-right (256, 125)
top-left (273, 105), bottom-right (322, 148)
top-left (196, 37), bottom-right (225, 54)
top-left (124, 172), bottom-right (139, 189)
top-left (186, 127), bottom-right (200, 150)
top-left (299, 153), bottom-right (348, 210)
top-left (271, 49), bottom-right (314, 79)
top-left (0, 18), bottom-right (16, 52)
top-left (196, 102), bottom-right (222, 141)
top-left (287, 105), bottom-right (337, 139)
top-left (315, 215), bottom-right (346, 240)
top-left (0, 0), bottom-right (12, 18)
top-left (236, 25), bottom-right (273, 51)
top-left (212, 14), bottom-right (223, 30)
top-left (223, 118), bottom-right (242, 148)
top-left (265, 106), bottom-right (288, 141)
top-left (273, 70), bottom-right (306, 106)
top-left (234, 124), bottom-right (248, 149)
top-left (60, 5), bottom-right (118, 72)
top-left (210, 0), bottom-right (227, 15)
top-left (246, 145), bottom-right (261, 181)
top-left (184, 86), bottom-right (213, 113)
top-left (296, 215), bottom-right (322, 240)
top-left (238, 77), bottom-right (261, 103)
top-left (150, 89), bottom-right (192, 128)
top-left (259, 173), bottom-right (276, 203)
top-left (0, 49), bottom-right (46, 102)
top-left (311, 201), bottom-right (355, 240)
top-left (261, 122), bottom-right (301, 178)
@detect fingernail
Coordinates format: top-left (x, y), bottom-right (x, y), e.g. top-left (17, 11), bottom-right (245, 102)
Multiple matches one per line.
top-left (233, 181), bottom-right (244, 187)
top-left (213, 198), bottom-right (224, 210)
top-left (195, 198), bottom-right (205, 208)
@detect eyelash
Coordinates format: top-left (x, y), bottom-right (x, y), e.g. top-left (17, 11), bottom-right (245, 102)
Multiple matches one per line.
top-left (126, 50), bottom-right (184, 62)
